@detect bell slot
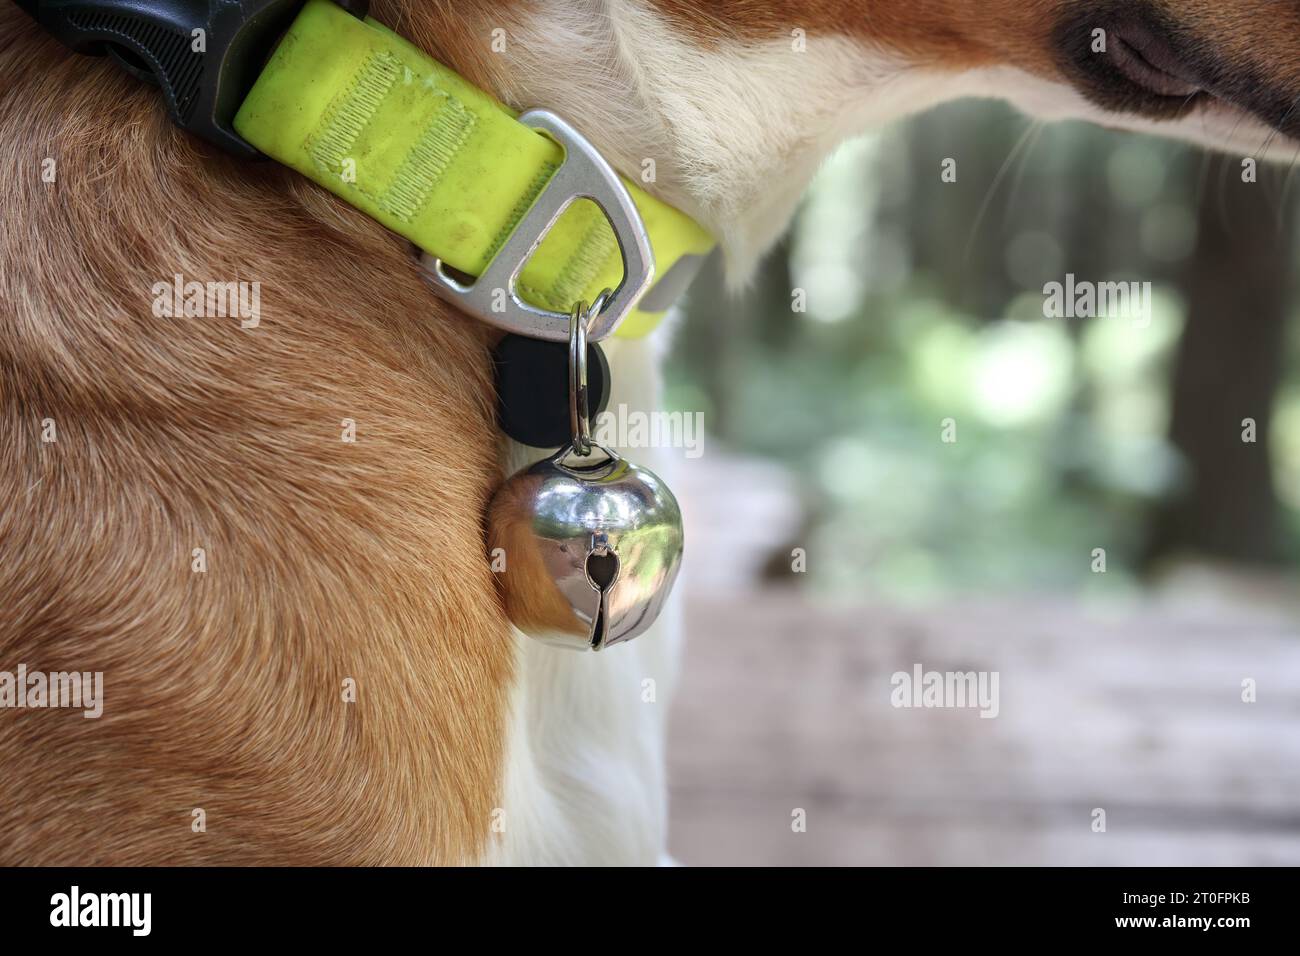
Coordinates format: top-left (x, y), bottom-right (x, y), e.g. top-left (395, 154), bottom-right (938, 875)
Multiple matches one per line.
top-left (584, 549), bottom-right (620, 650)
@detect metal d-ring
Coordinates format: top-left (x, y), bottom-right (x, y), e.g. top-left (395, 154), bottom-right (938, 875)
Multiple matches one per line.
top-left (569, 289), bottom-right (611, 457)
top-left (422, 110), bottom-right (655, 343)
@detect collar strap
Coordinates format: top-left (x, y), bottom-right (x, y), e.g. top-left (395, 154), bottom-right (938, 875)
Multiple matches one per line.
top-left (233, 0), bottom-right (713, 339)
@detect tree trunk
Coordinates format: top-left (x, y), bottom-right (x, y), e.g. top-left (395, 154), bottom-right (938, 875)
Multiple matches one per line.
top-left (1145, 155), bottom-right (1293, 567)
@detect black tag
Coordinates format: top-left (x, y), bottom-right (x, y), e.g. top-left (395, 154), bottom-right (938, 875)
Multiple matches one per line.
top-left (492, 334), bottom-right (611, 449)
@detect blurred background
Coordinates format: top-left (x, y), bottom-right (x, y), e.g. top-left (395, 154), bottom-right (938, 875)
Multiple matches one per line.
top-left (662, 101), bottom-right (1300, 865)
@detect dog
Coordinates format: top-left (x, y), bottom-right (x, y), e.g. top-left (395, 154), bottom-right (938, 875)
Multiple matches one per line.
top-left (1, 0), bottom-right (1294, 865)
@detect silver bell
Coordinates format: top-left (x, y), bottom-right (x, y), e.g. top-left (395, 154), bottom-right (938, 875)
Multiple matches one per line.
top-left (485, 291), bottom-right (683, 650)
top-left (487, 444), bottom-right (683, 650)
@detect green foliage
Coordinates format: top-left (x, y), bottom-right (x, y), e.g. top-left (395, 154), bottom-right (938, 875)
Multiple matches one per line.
top-left (668, 101), bottom-right (1300, 596)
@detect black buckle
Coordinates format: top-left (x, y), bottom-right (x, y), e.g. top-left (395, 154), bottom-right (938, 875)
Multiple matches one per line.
top-left (15, 1), bottom-right (370, 159)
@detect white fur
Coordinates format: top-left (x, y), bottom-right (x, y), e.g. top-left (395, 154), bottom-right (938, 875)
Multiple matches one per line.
top-left (482, 1), bottom-right (971, 277)
top-left (477, 1), bottom-right (1292, 866)
top-left (960, 65), bottom-right (1295, 164)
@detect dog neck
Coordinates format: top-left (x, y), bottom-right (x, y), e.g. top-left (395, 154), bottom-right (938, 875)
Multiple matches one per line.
top-left (396, 0), bottom-right (978, 282)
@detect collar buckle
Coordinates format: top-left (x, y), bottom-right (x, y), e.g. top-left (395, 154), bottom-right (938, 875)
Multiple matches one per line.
top-left (422, 110), bottom-right (655, 343)
top-left (18, 1), bottom-right (371, 159)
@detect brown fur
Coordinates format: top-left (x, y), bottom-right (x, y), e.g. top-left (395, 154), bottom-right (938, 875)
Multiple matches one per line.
top-left (646, 0), bottom-right (1068, 69)
top-left (0, 1), bottom-right (520, 865)
top-left (647, 0), bottom-right (1300, 88)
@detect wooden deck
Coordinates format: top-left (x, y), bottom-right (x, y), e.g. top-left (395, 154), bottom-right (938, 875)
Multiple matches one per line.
top-left (666, 591), bottom-right (1300, 866)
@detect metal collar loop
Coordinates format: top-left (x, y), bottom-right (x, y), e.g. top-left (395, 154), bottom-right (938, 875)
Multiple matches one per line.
top-left (569, 289), bottom-right (611, 456)
top-left (424, 110), bottom-right (654, 343)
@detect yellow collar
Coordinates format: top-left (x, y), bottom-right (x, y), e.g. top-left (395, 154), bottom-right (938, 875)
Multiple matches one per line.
top-left (233, 0), bottom-right (714, 339)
